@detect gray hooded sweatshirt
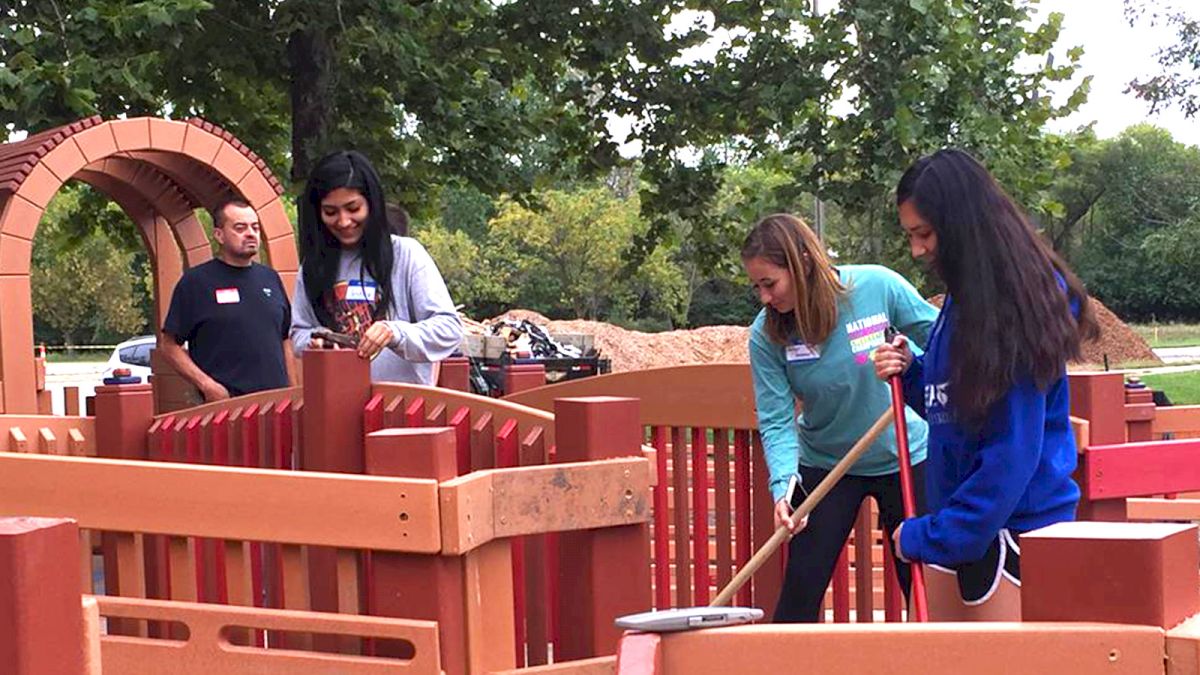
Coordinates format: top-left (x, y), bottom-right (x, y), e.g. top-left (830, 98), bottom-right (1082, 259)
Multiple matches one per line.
top-left (291, 235), bottom-right (462, 384)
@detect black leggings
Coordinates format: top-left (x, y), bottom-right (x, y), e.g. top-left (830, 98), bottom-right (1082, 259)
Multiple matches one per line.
top-left (773, 462), bottom-right (927, 623)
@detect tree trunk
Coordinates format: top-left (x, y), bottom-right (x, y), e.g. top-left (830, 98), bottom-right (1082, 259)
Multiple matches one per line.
top-left (287, 27), bottom-right (334, 182)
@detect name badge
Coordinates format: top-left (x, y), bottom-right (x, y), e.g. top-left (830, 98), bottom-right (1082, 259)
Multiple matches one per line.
top-left (215, 288), bottom-right (241, 304)
top-left (786, 342), bottom-right (820, 362)
top-left (345, 279), bottom-right (377, 303)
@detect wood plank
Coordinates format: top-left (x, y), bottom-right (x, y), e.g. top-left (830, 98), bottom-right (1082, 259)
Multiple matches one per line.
top-left (0, 453), bottom-right (441, 552)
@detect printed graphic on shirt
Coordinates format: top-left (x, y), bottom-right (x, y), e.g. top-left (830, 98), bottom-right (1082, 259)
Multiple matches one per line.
top-left (323, 279), bottom-right (379, 340)
top-left (845, 312), bottom-right (889, 365)
top-left (925, 381), bottom-right (954, 425)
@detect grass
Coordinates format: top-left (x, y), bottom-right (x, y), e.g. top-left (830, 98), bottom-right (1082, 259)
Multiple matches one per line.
top-left (1139, 371), bottom-right (1200, 405)
top-left (1131, 323), bottom-right (1200, 348)
top-left (45, 349), bottom-right (111, 363)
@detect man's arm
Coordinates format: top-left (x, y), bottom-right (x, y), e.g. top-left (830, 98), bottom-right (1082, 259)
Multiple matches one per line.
top-left (158, 334), bottom-right (229, 401)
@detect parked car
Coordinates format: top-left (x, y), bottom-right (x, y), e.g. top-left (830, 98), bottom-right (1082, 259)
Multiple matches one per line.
top-left (103, 335), bottom-right (155, 381)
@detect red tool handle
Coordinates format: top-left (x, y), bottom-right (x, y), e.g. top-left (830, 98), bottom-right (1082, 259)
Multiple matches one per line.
top-left (889, 374), bottom-right (929, 622)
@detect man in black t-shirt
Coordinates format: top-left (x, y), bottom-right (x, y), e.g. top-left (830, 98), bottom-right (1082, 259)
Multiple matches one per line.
top-left (160, 200), bottom-right (295, 400)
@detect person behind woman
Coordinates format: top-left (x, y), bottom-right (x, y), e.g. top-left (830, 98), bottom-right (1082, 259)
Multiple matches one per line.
top-left (743, 213), bottom-right (938, 622)
top-left (874, 149), bottom-right (1098, 620)
top-left (291, 150), bottom-right (462, 383)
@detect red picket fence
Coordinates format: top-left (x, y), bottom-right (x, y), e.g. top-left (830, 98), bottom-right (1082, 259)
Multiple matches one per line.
top-left (504, 363), bottom-right (908, 623)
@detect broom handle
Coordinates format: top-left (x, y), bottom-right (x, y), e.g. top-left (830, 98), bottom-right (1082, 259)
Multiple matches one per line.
top-left (890, 375), bottom-right (929, 621)
top-left (710, 407), bottom-right (895, 607)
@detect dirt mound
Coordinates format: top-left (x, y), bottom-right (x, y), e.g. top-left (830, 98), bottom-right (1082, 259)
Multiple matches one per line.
top-left (490, 293), bottom-right (1158, 371)
top-left (926, 295), bottom-right (1159, 367)
top-left (540, 319), bottom-right (749, 372)
top-left (491, 309), bottom-right (551, 325)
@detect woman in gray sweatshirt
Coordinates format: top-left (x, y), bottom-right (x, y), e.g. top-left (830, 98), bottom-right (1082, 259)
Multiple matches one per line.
top-left (290, 150), bottom-right (462, 384)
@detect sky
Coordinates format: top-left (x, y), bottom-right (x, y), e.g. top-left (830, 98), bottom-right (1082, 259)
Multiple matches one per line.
top-left (1036, 0), bottom-right (1198, 146)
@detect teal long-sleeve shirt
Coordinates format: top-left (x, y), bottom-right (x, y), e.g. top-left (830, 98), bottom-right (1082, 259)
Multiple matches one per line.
top-left (749, 265), bottom-right (939, 502)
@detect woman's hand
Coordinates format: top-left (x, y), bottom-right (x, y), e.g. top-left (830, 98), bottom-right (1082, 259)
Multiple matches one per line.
top-left (873, 334), bottom-right (912, 380)
top-left (774, 498), bottom-right (809, 534)
top-left (357, 322), bottom-right (394, 361)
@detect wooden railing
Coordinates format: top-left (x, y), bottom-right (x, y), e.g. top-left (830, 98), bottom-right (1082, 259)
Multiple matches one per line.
top-left (0, 413), bottom-right (94, 455)
top-left (505, 363), bottom-right (906, 622)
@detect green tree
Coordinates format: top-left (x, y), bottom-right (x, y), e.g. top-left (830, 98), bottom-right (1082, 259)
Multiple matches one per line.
top-left (1066, 125), bottom-right (1200, 320)
top-left (1125, 1), bottom-right (1200, 118)
top-left (31, 186), bottom-right (150, 347)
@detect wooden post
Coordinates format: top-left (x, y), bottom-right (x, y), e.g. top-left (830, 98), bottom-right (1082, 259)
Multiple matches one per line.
top-left (299, 348), bottom-right (372, 639)
top-left (0, 517), bottom-right (86, 675)
top-left (554, 397), bottom-right (652, 660)
top-left (1022, 521), bottom-right (1199, 628)
top-left (365, 426), bottom-right (515, 675)
top-left (440, 356), bottom-right (472, 392)
top-left (504, 363), bottom-right (546, 396)
top-left (1068, 373), bottom-right (1128, 520)
top-left (92, 383), bottom-right (155, 630)
top-left (1125, 384), bottom-right (1156, 443)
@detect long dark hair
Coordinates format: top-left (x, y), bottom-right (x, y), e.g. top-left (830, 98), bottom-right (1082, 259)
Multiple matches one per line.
top-left (896, 149), bottom-right (1098, 426)
top-left (741, 213), bottom-right (846, 346)
top-left (298, 150), bottom-right (395, 328)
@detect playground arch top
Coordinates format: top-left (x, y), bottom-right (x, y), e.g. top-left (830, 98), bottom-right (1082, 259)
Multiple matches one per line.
top-left (0, 116), bottom-right (299, 413)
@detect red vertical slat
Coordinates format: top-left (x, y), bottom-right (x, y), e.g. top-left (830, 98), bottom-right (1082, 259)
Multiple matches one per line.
top-left (383, 396), bottom-right (405, 428)
top-left (832, 546), bottom-right (850, 622)
top-left (883, 541), bottom-right (903, 622)
top-left (239, 405), bottom-right (265, 647)
top-left (651, 426), bottom-right (670, 609)
top-left (713, 429), bottom-right (733, 593)
top-left (405, 397), bottom-right (426, 428)
top-left (750, 432), bottom-right (783, 619)
top-left (364, 394), bottom-right (384, 435)
top-left (670, 426), bottom-right (691, 607)
top-left (274, 400), bottom-right (293, 470)
top-left (425, 402), bottom-right (447, 426)
top-left (853, 502), bottom-right (874, 623)
top-left (210, 411), bottom-right (230, 605)
top-left (450, 407), bottom-right (472, 475)
top-left (495, 419), bottom-right (523, 666)
top-left (690, 427), bottom-right (709, 604)
top-left (520, 426), bottom-right (549, 666)
top-left (184, 416), bottom-right (208, 603)
top-left (546, 446), bottom-right (559, 653)
top-left (470, 412), bottom-right (495, 472)
top-left (733, 430), bottom-right (752, 607)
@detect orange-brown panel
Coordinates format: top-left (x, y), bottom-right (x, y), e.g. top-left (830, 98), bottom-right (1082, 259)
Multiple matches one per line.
top-left (0, 453), bottom-right (441, 552)
top-left (95, 595), bottom-right (442, 675)
top-left (505, 364), bottom-right (757, 430)
top-left (655, 623), bottom-right (1163, 675)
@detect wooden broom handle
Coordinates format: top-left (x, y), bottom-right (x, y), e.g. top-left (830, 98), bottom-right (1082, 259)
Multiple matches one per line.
top-left (710, 407), bottom-right (895, 607)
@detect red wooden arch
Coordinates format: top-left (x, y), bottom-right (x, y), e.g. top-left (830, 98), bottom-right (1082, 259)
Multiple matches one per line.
top-left (0, 116), bottom-right (299, 413)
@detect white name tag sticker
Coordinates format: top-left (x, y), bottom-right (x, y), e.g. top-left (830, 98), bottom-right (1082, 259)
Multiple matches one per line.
top-left (345, 279), bottom-right (377, 303)
top-left (215, 288), bottom-right (241, 304)
top-left (786, 342), bottom-right (820, 362)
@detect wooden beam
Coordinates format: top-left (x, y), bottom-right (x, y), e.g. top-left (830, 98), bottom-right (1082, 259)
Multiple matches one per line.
top-left (438, 457), bottom-right (653, 555)
top-left (0, 453), bottom-right (440, 552)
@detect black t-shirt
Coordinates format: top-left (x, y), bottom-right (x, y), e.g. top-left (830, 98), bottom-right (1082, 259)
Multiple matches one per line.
top-left (162, 259), bottom-right (291, 396)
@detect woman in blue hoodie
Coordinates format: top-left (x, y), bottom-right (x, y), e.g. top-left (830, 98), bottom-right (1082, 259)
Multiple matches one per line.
top-left (874, 149), bottom-right (1098, 620)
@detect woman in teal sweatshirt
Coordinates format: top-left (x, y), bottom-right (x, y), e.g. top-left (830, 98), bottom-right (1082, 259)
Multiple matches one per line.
top-left (744, 213), bottom-right (938, 622)
top-left (874, 149), bottom-right (1098, 620)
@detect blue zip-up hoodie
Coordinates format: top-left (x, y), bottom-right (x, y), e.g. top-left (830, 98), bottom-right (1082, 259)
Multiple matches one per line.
top-left (898, 295), bottom-right (1080, 566)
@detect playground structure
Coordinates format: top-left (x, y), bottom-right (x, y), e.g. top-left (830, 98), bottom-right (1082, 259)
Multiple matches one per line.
top-left (0, 115), bottom-right (299, 414)
top-left (4, 357), bottom-right (1200, 673)
top-left (5, 116), bottom-right (1200, 674)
